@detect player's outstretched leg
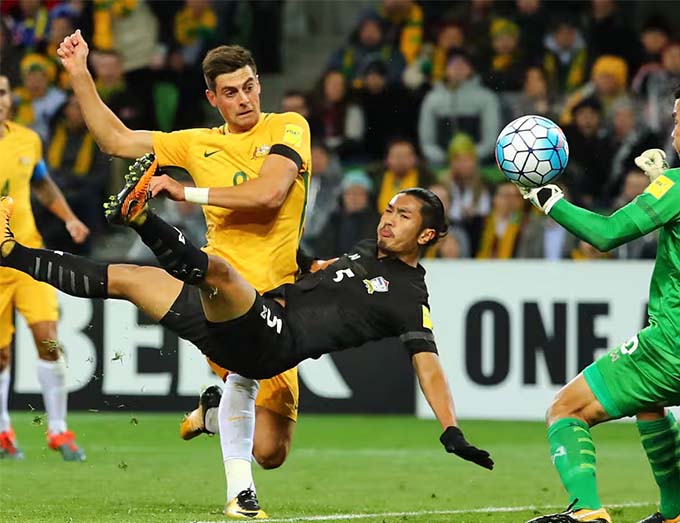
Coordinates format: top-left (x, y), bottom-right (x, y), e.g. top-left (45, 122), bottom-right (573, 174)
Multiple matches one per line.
top-left (635, 411), bottom-right (680, 523)
top-left (103, 153), bottom-right (158, 225)
top-left (179, 385), bottom-right (222, 440)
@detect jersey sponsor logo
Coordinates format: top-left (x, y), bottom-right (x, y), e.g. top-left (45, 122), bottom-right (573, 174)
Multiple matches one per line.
top-left (203, 149), bottom-right (221, 158)
top-left (283, 124), bottom-right (303, 147)
top-left (645, 175), bottom-right (674, 199)
top-left (422, 305), bottom-right (433, 330)
top-left (19, 156), bottom-right (31, 165)
top-left (260, 304), bottom-right (282, 334)
top-left (252, 144), bottom-right (271, 159)
top-left (363, 276), bottom-right (389, 294)
top-left (348, 253), bottom-right (361, 261)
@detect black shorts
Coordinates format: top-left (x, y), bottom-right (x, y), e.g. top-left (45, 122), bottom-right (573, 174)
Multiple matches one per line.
top-left (159, 283), bottom-right (211, 351)
top-left (159, 284), bottom-right (298, 380)
top-left (203, 294), bottom-right (298, 380)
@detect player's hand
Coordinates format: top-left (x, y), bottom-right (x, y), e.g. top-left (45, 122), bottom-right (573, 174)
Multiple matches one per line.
top-left (149, 174), bottom-right (186, 201)
top-left (56, 29), bottom-right (89, 73)
top-left (516, 183), bottom-right (563, 215)
top-left (440, 426), bottom-right (494, 470)
top-left (65, 218), bottom-right (90, 244)
top-left (634, 148), bottom-right (668, 181)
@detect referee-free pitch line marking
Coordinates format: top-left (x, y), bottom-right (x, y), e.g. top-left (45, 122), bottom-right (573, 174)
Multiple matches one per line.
top-left (188, 500), bottom-right (653, 522)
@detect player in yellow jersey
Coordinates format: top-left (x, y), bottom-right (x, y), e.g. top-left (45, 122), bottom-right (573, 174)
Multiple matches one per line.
top-left (57, 31), bottom-right (310, 516)
top-left (0, 75), bottom-right (89, 461)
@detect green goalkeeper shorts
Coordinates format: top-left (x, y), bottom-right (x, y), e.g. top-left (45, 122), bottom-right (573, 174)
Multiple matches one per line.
top-left (583, 327), bottom-right (680, 418)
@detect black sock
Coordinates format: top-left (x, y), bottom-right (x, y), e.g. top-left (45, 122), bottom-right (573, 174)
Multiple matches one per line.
top-left (2, 243), bottom-right (109, 298)
top-left (132, 212), bottom-right (208, 284)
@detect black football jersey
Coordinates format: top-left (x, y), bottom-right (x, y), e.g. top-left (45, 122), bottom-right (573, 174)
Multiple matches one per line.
top-left (280, 239), bottom-right (437, 360)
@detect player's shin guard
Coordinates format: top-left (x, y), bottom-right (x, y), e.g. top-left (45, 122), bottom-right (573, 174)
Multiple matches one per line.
top-left (637, 413), bottom-right (680, 520)
top-left (132, 212), bottom-right (208, 285)
top-left (548, 418), bottom-right (602, 511)
top-left (220, 374), bottom-right (259, 501)
top-left (1, 244), bottom-right (109, 298)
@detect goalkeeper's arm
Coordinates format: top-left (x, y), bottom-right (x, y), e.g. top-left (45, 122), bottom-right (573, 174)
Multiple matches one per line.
top-left (548, 198), bottom-right (657, 252)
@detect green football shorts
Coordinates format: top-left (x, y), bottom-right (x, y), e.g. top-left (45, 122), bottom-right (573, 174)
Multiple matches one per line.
top-left (583, 328), bottom-right (680, 418)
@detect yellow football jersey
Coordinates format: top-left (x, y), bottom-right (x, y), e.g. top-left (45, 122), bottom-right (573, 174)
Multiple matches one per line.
top-left (152, 112), bottom-right (312, 293)
top-left (0, 121), bottom-right (44, 248)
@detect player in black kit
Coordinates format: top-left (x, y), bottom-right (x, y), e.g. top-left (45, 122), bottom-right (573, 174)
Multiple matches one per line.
top-left (0, 188), bottom-right (494, 470)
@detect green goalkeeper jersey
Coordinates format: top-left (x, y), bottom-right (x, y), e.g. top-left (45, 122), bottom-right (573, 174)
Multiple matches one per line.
top-left (550, 168), bottom-right (680, 351)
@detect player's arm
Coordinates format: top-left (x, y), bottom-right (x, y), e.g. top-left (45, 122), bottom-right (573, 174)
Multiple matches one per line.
top-left (412, 352), bottom-right (456, 428)
top-left (412, 352), bottom-right (494, 470)
top-left (296, 248), bottom-right (338, 274)
top-left (57, 30), bottom-right (152, 158)
top-left (31, 163), bottom-right (89, 243)
top-left (522, 177), bottom-right (680, 252)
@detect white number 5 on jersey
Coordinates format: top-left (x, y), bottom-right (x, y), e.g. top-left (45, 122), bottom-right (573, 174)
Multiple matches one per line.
top-left (333, 268), bottom-right (355, 282)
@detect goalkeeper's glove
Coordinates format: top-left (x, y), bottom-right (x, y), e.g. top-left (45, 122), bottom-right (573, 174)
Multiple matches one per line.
top-left (516, 184), bottom-right (564, 215)
top-left (634, 148), bottom-right (668, 181)
top-left (440, 426), bottom-right (494, 470)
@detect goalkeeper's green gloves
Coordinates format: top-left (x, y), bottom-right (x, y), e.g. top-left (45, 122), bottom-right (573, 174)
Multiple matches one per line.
top-left (634, 148), bottom-right (668, 181)
top-left (515, 184), bottom-right (564, 214)
top-left (440, 426), bottom-right (494, 470)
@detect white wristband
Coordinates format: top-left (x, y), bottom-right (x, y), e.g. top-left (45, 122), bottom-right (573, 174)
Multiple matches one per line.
top-left (184, 187), bottom-right (210, 205)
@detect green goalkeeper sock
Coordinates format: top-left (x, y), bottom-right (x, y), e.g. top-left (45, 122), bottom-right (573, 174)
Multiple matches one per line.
top-left (548, 418), bottom-right (601, 510)
top-left (637, 413), bottom-right (680, 520)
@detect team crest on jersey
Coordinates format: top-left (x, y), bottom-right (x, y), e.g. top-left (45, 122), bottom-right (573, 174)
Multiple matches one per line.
top-left (363, 276), bottom-right (389, 294)
top-left (252, 144), bottom-right (271, 159)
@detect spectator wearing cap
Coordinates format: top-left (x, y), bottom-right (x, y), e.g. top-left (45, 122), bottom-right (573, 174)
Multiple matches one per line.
top-left (476, 181), bottom-right (526, 259)
top-left (14, 53), bottom-right (67, 144)
top-left (326, 13), bottom-right (405, 89)
top-left (443, 133), bottom-right (491, 256)
top-left (301, 143), bottom-right (344, 252)
top-left (482, 18), bottom-right (527, 93)
top-left (311, 170), bottom-right (380, 259)
top-left (542, 17), bottom-right (588, 97)
top-left (418, 49), bottom-right (500, 168)
top-left (370, 138), bottom-right (435, 213)
top-left (560, 54), bottom-right (629, 127)
top-left (562, 96), bottom-right (613, 208)
top-left (356, 61), bottom-right (417, 160)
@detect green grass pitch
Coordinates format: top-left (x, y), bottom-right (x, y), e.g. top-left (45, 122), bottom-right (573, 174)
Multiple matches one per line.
top-left (0, 413), bottom-right (659, 522)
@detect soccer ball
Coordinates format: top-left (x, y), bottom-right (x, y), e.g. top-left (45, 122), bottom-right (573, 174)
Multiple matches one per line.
top-left (495, 115), bottom-right (569, 188)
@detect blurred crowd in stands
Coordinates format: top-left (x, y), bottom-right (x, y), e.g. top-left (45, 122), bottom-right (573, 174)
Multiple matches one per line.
top-left (4, 0), bottom-right (680, 261)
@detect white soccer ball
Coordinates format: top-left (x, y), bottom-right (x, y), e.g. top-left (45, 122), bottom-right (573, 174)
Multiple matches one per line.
top-left (495, 115), bottom-right (569, 188)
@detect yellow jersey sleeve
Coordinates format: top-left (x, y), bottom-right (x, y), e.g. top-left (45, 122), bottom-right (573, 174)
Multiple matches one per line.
top-left (268, 112), bottom-right (311, 173)
top-left (151, 129), bottom-right (196, 168)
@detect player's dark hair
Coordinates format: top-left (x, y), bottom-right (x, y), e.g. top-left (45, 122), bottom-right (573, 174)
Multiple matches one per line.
top-left (202, 45), bottom-right (257, 92)
top-left (675, 85), bottom-right (680, 100)
top-left (399, 188), bottom-right (448, 248)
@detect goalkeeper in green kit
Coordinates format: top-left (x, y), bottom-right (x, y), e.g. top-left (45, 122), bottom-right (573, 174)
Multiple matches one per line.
top-left (520, 88), bottom-right (680, 523)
